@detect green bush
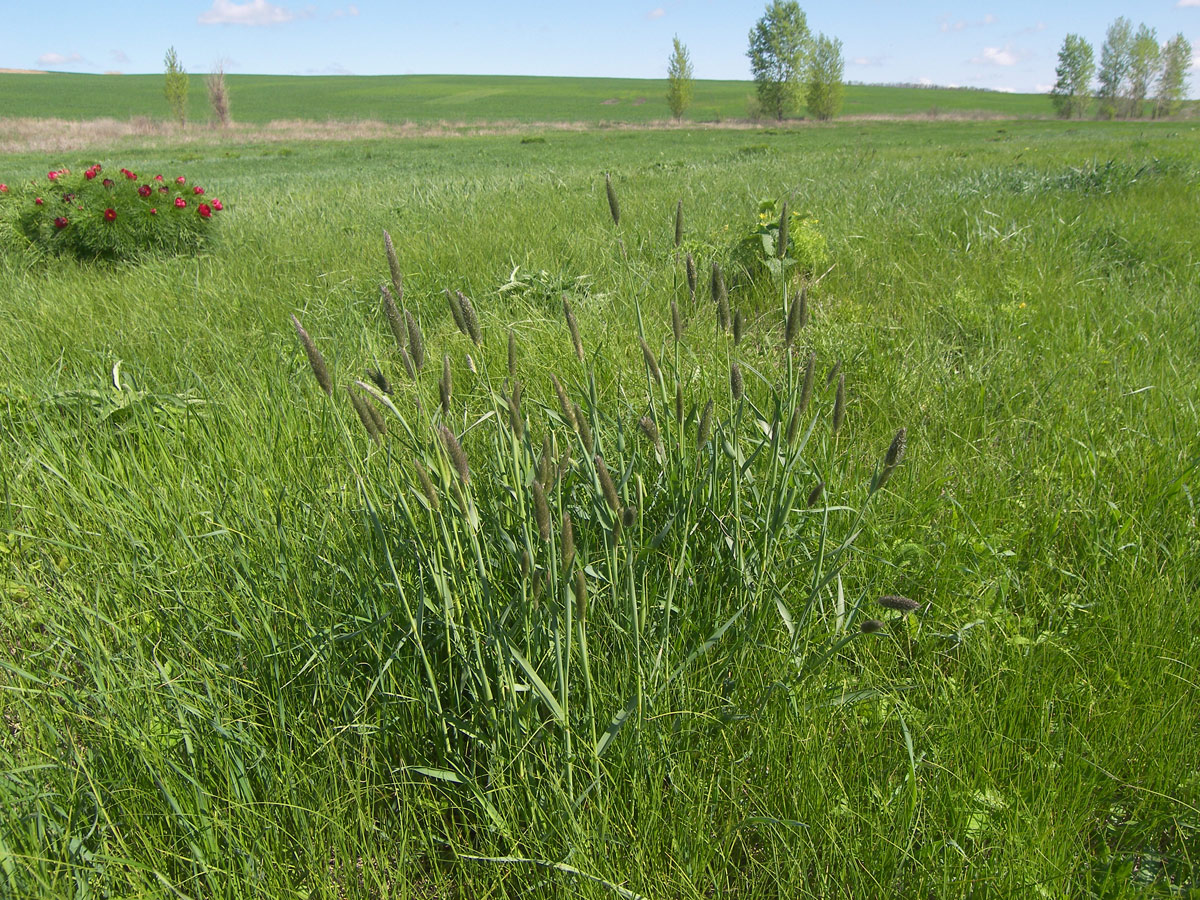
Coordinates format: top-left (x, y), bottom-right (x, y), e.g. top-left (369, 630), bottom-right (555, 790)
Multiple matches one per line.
top-left (730, 198), bottom-right (830, 293)
top-left (8, 164), bottom-right (223, 261)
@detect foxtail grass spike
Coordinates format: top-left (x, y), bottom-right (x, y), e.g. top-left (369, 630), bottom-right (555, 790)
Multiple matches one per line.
top-left (878, 595), bottom-right (920, 614)
top-left (826, 359), bottom-right (841, 388)
top-left (575, 403), bottom-right (593, 449)
top-left (383, 228), bottom-right (403, 299)
top-left (639, 336), bottom-right (663, 386)
top-left (551, 373), bottom-right (576, 428)
top-left (605, 172), bottom-right (620, 226)
top-left (806, 479), bottom-right (825, 507)
top-left (777, 200), bottom-right (789, 259)
top-left (639, 415), bottom-right (664, 458)
top-left (366, 367), bottom-right (392, 396)
top-left (595, 454), bottom-right (620, 512)
top-left (800, 351), bottom-right (815, 413)
top-left (362, 390), bottom-right (387, 437)
top-left (380, 284), bottom-right (407, 353)
top-left (799, 286), bottom-right (809, 330)
top-left (538, 435), bottom-right (553, 487)
top-left (832, 373), bottom-right (845, 435)
top-left (445, 288), bottom-right (467, 337)
top-left (507, 382), bottom-right (525, 440)
top-left (561, 511), bottom-right (575, 573)
top-left (786, 407), bottom-right (801, 446)
top-left (563, 295), bottom-right (584, 362)
top-left (457, 291), bottom-right (481, 345)
top-left (520, 549), bottom-right (531, 580)
top-left (508, 329), bottom-right (517, 379)
top-left (439, 355), bottom-right (452, 415)
top-left (413, 459), bottom-right (439, 511)
top-left (465, 353), bottom-right (477, 376)
top-left (730, 362), bottom-right (744, 402)
top-left (347, 386), bottom-right (380, 443)
top-left (399, 347), bottom-right (416, 380)
top-left (532, 481), bottom-right (551, 542)
top-left (438, 424), bottom-right (470, 483)
top-left (860, 619), bottom-right (885, 634)
top-left (622, 505), bottom-right (637, 528)
top-left (697, 399), bottom-right (713, 449)
top-left (675, 382), bottom-right (684, 428)
top-left (674, 198), bottom-right (683, 248)
top-left (878, 426), bottom-right (908, 488)
top-left (785, 291), bottom-right (802, 346)
top-left (404, 309), bottom-right (426, 371)
top-left (290, 315), bottom-right (333, 397)
top-left (573, 568), bottom-right (588, 621)
top-left (686, 252), bottom-right (697, 301)
top-left (671, 299), bottom-right (683, 344)
top-left (711, 262), bottom-right (729, 330)
top-left (733, 310), bottom-right (744, 346)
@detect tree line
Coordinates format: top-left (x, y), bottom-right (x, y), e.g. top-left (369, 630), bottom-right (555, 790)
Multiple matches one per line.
top-left (668, 1), bottom-right (845, 122)
top-left (1052, 19), bottom-right (1192, 119)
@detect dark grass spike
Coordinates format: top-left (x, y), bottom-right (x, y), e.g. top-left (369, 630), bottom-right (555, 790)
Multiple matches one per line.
top-left (675, 382), bottom-right (684, 428)
top-left (538, 435), bottom-right (553, 487)
top-left (399, 347), bottom-right (416, 380)
top-left (551, 374), bottom-right (576, 428)
top-left (786, 407), bottom-right (801, 446)
top-left (366, 367), bottom-right (392, 396)
top-left (457, 291), bottom-right (481, 345)
top-left (860, 619), bottom-right (885, 634)
top-left (697, 399), bottom-right (713, 449)
top-left (826, 359), bottom-right (841, 388)
top-left (290, 315), bottom-right (332, 397)
top-left (563, 295), bottom-right (584, 362)
top-left (361, 389), bottom-right (387, 437)
top-left (561, 511), bottom-right (576, 573)
top-left (806, 479), bottom-right (825, 507)
top-left (438, 424), bottom-right (470, 483)
top-left (573, 568), bottom-right (587, 621)
top-left (595, 455), bottom-right (620, 512)
top-left (730, 362), bottom-right (744, 402)
top-left (639, 415), bottom-right (664, 458)
top-left (413, 459), bottom-right (439, 511)
top-left (574, 403), bottom-right (593, 449)
top-left (674, 198), bottom-right (683, 248)
top-left (733, 310), bottom-right (744, 346)
top-left (605, 172), bottom-right (620, 226)
top-left (671, 299), bottom-right (683, 344)
top-left (445, 288), bottom-right (467, 337)
top-left (532, 481), bottom-right (551, 542)
top-left (639, 336), bottom-right (663, 386)
top-left (878, 426), bottom-right (908, 488)
top-left (800, 351), bottom-right (815, 413)
top-left (380, 284), bottom-right (407, 353)
top-left (383, 228), bottom-right (403, 299)
top-left (347, 386), bottom-right (380, 443)
top-left (777, 199), bottom-right (789, 259)
top-left (404, 309), bottom-right (426, 371)
top-left (785, 291), bottom-right (802, 347)
top-left (878, 595), bottom-right (920, 614)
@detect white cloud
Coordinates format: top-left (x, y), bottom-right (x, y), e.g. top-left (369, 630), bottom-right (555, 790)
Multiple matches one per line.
top-left (971, 46), bottom-right (1019, 66)
top-left (851, 55), bottom-right (885, 66)
top-left (1178, 0), bottom-right (1200, 7)
top-left (918, 77), bottom-right (934, 86)
top-left (940, 13), bottom-right (998, 33)
top-left (198, 0), bottom-right (301, 26)
top-left (37, 52), bottom-right (84, 65)
top-left (646, 8), bottom-right (665, 19)
top-left (331, 4), bottom-right (359, 17)
top-left (111, 49), bottom-right (129, 63)
top-left (1034, 83), bottom-right (1053, 93)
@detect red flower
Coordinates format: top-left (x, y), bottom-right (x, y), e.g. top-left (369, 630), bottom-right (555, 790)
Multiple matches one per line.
top-left (197, 202), bottom-right (212, 218)
top-left (0, 183), bottom-right (7, 192)
top-left (54, 217), bottom-right (68, 229)
top-left (103, 178), bottom-right (115, 188)
top-left (119, 168), bottom-right (129, 176)
top-left (48, 171), bottom-right (58, 181)
top-left (176, 176), bottom-right (186, 185)
top-left (212, 199), bottom-right (223, 211)
top-left (138, 185), bottom-right (152, 197)
top-left (103, 208), bottom-right (117, 222)
top-left (149, 208), bottom-right (157, 215)
top-left (193, 185), bottom-right (205, 195)
top-left (125, 171), bottom-right (137, 180)
top-left (35, 197), bottom-right (44, 205)
top-left (174, 197), bottom-right (187, 208)
top-left (158, 186), bottom-right (169, 194)
top-left (85, 170), bottom-right (97, 180)
top-left (94, 164), bottom-right (101, 173)
top-left (154, 174), bottom-right (164, 182)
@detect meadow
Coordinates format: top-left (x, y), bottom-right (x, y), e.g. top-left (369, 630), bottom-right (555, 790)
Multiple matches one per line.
top-left (0, 118), bottom-right (1198, 898)
top-left (0, 72), bottom-right (1051, 125)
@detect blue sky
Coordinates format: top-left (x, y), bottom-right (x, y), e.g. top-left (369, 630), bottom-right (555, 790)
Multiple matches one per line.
top-left (2, 1), bottom-right (1197, 93)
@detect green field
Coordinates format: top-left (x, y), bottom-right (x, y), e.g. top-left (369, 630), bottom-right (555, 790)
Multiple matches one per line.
top-left (0, 71), bottom-right (1052, 124)
top-left (1, 119), bottom-right (1198, 898)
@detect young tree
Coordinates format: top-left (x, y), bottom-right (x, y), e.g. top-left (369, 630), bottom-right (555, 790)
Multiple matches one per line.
top-left (1125, 24), bottom-right (1160, 118)
top-left (1154, 34), bottom-right (1193, 118)
top-left (666, 36), bottom-right (694, 120)
top-left (747, 1), bottom-right (812, 120)
top-left (805, 33), bottom-right (844, 120)
top-left (1050, 34), bottom-right (1095, 119)
top-left (207, 61), bottom-right (232, 127)
top-left (1096, 17), bottom-right (1132, 119)
top-left (164, 46), bottom-right (189, 126)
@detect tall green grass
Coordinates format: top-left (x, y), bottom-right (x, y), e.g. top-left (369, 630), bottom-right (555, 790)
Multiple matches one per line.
top-left (1, 120), bottom-right (1198, 898)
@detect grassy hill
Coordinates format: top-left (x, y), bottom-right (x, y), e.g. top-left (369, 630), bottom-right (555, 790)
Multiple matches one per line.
top-left (0, 71), bottom-right (1050, 124)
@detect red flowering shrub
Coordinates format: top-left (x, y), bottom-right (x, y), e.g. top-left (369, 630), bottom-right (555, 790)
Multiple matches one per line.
top-left (5, 163), bottom-right (224, 260)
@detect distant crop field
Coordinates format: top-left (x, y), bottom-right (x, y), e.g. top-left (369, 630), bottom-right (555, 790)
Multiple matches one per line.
top-left (0, 72), bottom-right (1052, 124)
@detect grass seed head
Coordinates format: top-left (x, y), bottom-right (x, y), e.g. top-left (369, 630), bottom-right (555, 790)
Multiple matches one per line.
top-left (532, 480), bottom-right (551, 542)
top-left (383, 228), bottom-right (403, 299)
top-left (786, 407), bottom-right (801, 446)
top-left (885, 426), bottom-right (907, 469)
top-left (380, 283), bottom-right (407, 352)
top-left (290, 315), bottom-right (333, 397)
top-left (730, 361), bottom-right (744, 401)
top-left (686, 252), bottom-right (697, 300)
top-left (806, 479), bottom-right (825, 507)
top-left (639, 335), bottom-right (663, 386)
top-left (605, 172), bottom-right (620, 226)
top-left (445, 288), bottom-right (467, 337)
top-left (347, 386), bottom-right (380, 443)
top-left (800, 351), bottom-right (815, 413)
top-left (561, 511), bottom-right (575, 572)
top-left (622, 505), bottom-right (637, 528)
top-left (639, 414), bottom-right (664, 458)
top-left (457, 290), bottom-right (481, 345)
top-left (404, 309), bottom-right (426, 371)
top-left (674, 198), bottom-right (684, 248)
top-left (538, 434), bottom-right (553, 486)
top-left (362, 390), bottom-right (386, 437)
top-left (799, 285), bottom-right (809, 329)
top-left (777, 199), bottom-right (789, 259)
top-left (575, 403), bottom-right (593, 449)
top-left (733, 309), bottom-right (744, 345)
top-left (366, 367), bottom-right (392, 395)
top-left (712, 263), bottom-right (730, 332)
top-left (563, 295), bottom-right (584, 362)
top-left (595, 454), bottom-right (620, 511)
top-left (438, 424), bottom-right (470, 483)
top-left (859, 618), bottom-right (885, 634)
top-left (399, 347), bottom-right (416, 380)
top-left (551, 373), bottom-right (576, 428)
top-left (573, 568), bottom-right (587, 621)
top-left (785, 291), bottom-right (803, 346)
top-left (826, 359), bottom-right (841, 388)
top-left (697, 399), bottom-right (713, 449)
top-left (832, 373), bottom-right (845, 434)
top-left (507, 382), bottom-right (525, 440)
top-left (671, 299), bottom-right (683, 344)
top-left (413, 458), bottom-right (439, 511)
top-left (675, 382), bottom-right (684, 427)
top-left (878, 594), bottom-right (920, 614)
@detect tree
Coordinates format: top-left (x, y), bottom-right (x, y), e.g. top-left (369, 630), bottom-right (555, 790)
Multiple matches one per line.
top-left (1050, 34), bottom-right (1095, 119)
top-left (747, 1), bottom-right (812, 120)
top-left (207, 60), bottom-right (231, 127)
top-left (1096, 17), bottom-right (1132, 119)
top-left (805, 33), bottom-right (844, 120)
top-left (666, 36), bottom-right (694, 120)
top-left (1154, 34), bottom-right (1193, 118)
top-left (164, 46), bottom-right (189, 126)
top-left (1125, 24), bottom-right (1160, 118)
